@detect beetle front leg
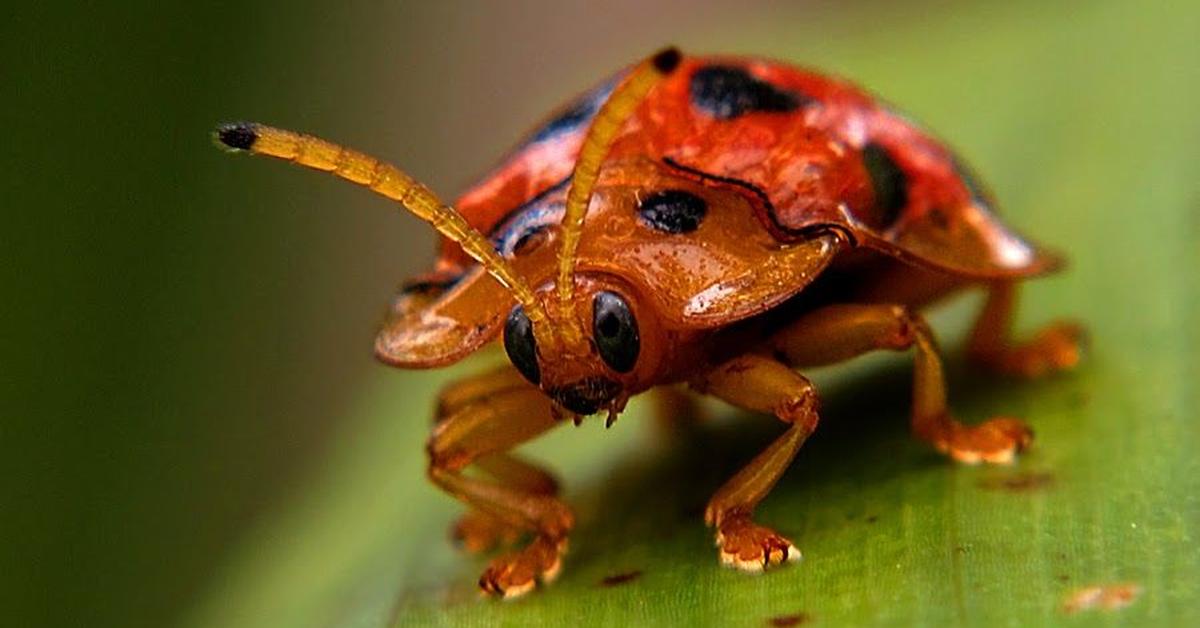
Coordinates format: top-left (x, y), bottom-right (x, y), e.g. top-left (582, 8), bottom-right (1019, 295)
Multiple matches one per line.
top-left (967, 281), bottom-right (1085, 378)
top-left (434, 367), bottom-right (558, 554)
top-left (426, 379), bottom-right (571, 598)
top-left (690, 354), bottom-right (818, 571)
top-left (769, 303), bottom-right (1031, 464)
top-left (448, 453), bottom-right (559, 553)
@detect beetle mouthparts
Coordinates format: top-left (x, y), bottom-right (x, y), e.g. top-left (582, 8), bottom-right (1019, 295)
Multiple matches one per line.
top-left (550, 377), bottom-right (621, 416)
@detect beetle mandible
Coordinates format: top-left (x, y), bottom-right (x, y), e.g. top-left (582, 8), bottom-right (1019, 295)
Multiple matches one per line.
top-left (215, 48), bottom-right (1083, 598)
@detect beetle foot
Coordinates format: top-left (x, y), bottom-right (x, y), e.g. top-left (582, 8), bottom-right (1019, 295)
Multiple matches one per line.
top-left (451, 510), bottom-right (523, 554)
top-left (478, 535), bottom-right (566, 599)
top-left (715, 514), bottom-right (801, 572)
top-left (933, 416), bottom-right (1033, 465)
top-left (975, 320), bottom-right (1087, 378)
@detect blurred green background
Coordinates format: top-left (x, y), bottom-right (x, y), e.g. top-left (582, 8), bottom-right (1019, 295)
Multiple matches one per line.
top-left (3, 1), bottom-right (1197, 627)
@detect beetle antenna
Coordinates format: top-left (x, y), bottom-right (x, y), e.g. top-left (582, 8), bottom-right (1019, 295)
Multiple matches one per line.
top-left (213, 122), bottom-right (554, 333)
top-left (555, 47), bottom-right (681, 346)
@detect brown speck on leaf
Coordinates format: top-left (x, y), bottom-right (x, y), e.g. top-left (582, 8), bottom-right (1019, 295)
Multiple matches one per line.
top-left (1063, 583), bottom-right (1141, 614)
top-left (978, 472), bottom-right (1055, 492)
top-left (768, 613), bottom-right (811, 627)
top-left (866, 515), bottom-right (878, 524)
top-left (599, 570), bottom-right (642, 587)
top-left (1057, 574), bottom-right (1071, 583)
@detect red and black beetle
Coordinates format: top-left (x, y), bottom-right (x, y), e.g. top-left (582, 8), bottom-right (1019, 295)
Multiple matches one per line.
top-left (216, 48), bottom-right (1082, 597)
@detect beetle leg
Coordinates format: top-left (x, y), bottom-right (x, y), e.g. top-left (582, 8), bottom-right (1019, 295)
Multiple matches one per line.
top-left (769, 303), bottom-right (1031, 464)
top-left (967, 282), bottom-right (1086, 378)
top-left (435, 363), bottom-right (529, 418)
top-left (426, 379), bottom-right (571, 598)
top-left (690, 354), bottom-right (818, 571)
top-left (449, 453), bottom-right (559, 553)
top-left (433, 366), bottom-right (556, 554)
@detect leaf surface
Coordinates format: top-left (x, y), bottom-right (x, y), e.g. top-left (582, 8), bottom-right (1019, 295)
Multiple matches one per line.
top-left (185, 2), bottom-right (1200, 626)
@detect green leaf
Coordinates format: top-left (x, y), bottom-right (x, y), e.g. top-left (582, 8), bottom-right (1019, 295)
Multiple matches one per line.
top-left (184, 2), bottom-right (1199, 626)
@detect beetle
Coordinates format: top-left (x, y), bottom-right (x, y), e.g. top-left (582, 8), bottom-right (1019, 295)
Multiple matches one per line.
top-left (215, 48), bottom-right (1083, 598)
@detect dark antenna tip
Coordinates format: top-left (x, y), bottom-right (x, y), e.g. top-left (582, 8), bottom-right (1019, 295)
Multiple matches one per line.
top-left (652, 47), bottom-right (682, 74)
top-left (214, 122), bottom-right (259, 151)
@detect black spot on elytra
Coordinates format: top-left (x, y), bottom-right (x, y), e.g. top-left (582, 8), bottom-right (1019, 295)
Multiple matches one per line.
top-left (689, 65), bottom-right (808, 119)
top-left (216, 122), bottom-right (258, 150)
top-left (637, 189), bottom-right (707, 233)
top-left (861, 142), bottom-right (908, 229)
top-left (661, 157), bottom-right (857, 246)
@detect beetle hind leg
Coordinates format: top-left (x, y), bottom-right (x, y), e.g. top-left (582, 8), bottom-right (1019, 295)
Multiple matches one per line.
top-left (770, 304), bottom-right (1031, 464)
top-left (967, 281), bottom-right (1086, 378)
top-left (690, 355), bottom-right (818, 570)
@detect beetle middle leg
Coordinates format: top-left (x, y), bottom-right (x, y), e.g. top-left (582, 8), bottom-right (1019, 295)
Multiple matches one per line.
top-left (769, 303), bottom-right (1032, 464)
top-left (427, 373), bottom-right (571, 598)
top-left (690, 354), bottom-right (818, 571)
top-left (967, 281), bottom-right (1085, 378)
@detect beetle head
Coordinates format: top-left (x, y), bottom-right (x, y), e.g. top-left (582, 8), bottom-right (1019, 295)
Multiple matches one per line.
top-left (502, 272), bottom-right (664, 416)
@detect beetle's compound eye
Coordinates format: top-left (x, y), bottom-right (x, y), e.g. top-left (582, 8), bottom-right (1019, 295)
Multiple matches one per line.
top-left (503, 305), bottom-right (540, 385)
top-left (592, 291), bottom-right (640, 373)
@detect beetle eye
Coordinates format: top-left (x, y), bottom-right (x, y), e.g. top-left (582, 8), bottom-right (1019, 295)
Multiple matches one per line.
top-left (592, 291), bottom-right (639, 373)
top-left (503, 305), bottom-right (540, 385)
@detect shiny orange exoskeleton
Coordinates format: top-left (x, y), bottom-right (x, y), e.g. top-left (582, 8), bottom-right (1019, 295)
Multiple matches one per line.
top-left (216, 48), bottom-right (1083, 598)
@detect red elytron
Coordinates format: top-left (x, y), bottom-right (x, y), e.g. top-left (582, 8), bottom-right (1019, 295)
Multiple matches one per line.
top-left (216, 48), bottom-right (1082, 598)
